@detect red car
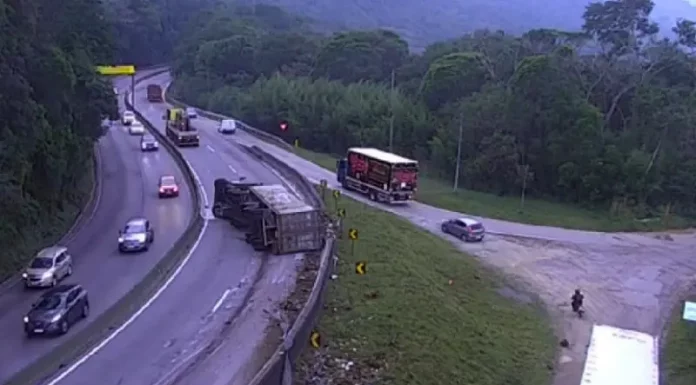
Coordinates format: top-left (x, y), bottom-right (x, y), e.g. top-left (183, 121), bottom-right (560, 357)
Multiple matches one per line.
top-left (158, 175), bottom-right (179, 198)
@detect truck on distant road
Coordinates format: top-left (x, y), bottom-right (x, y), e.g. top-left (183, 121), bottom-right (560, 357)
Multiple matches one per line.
top-left (163, 108), bottom-right (199, 147)
top-left (336, 147), bottom-right (418, 203)
top-left (212, 178), bottom-right (324, 254)
top-left (146, 84), bottom-right (162, 102)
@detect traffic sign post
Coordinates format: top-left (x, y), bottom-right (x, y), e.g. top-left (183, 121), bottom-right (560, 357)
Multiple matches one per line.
top-left (310, 330), bottom-right (321, 348)
top-left (348, 228), bottom-right (358, 256)
top-left (355, 261), bottom-right (366, 275)
top-left (333, 189), bottom-right (341, 211)
top-left (319, 179), bottom-right (328, 202)
top-left (96, 65), bottom-right (137, 109)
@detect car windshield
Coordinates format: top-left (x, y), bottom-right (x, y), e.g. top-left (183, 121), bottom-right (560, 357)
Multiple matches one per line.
top-left (187, 108), bottom-right (196, 113)
top-left (124, 112), bottom-right (134, 117)
top-left (470, 223), bottom-right (483, 230)
top-left (124, 223), bottom-right (146, 234)
top-left (132, 121), bottom-right (142, 126)
top-left (35, 295), bottom-right (62, 310)
top-left (161, 176), bottom-right (175, 186)
top-left (142, 135), bottom-right (155, 142)
top-left (30, 257), bottom-right (53, 269)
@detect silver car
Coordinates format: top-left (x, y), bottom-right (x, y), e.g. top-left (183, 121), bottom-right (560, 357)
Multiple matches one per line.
top-left (22, 246), bottom-right (73, 289)
top-left (118, 218), bottom-right (154, 252)
top-left (441, 217), bottom-right (485, 242)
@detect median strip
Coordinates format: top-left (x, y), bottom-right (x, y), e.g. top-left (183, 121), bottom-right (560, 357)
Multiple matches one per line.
top-left (5, 68), bottom-right (204, 385)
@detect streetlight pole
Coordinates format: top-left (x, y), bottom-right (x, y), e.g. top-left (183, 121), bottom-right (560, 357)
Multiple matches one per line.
top-left (453, 111), bottom-right (463, 192)
top-left (388, 69), bottom-right (395, 152)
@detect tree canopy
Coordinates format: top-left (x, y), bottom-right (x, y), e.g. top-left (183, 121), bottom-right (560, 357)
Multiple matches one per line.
top-left (0, 0), bottom-right (118, 278)
top-left (171, 0), bottom-right (696, 220)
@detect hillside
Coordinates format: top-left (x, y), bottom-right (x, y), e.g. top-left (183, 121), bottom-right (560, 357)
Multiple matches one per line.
top-left (236, 0), bottom-right (696, 50)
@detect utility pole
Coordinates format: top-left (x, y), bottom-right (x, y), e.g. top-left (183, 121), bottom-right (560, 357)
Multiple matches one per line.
top-left (388, 69), bottom-right (395, 152)
top-left (453, 111), bottom-right (463, 192)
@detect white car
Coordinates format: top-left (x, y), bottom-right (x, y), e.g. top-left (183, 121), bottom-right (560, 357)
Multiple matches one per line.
top-left (122, 111), bottom-right (135, 125)
top-left (128, 121), bottom-right (145, 135)
top-left (218, 119), bottom-right (238, 134)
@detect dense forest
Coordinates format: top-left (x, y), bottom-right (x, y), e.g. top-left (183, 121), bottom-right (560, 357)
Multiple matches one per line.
top-left (236, 0), bottom-right (696, 50)
top-left (171, 0), bottom-right (696, 219)
top-left (0, 0), bottom-right (118, 278)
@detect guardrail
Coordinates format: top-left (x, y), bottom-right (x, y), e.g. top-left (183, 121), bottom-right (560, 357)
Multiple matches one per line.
top-left (6, 68), bottom-right (203, 385)
top-left (163, 75), bottom-right (338, 385)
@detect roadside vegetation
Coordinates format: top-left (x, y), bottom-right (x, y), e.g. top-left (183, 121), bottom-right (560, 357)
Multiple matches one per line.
top-left (662, 293), bottom-right (696, 385)
top-left (0, 0), bottom-right (119, 281)
top-left (293, 193), bottom-right (556, 384)
top-left (170, 0), bottom-right (696, 232)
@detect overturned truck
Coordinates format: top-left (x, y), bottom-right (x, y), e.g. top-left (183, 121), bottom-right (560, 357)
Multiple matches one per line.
top-left (212, 178), bottom-right (324, 254)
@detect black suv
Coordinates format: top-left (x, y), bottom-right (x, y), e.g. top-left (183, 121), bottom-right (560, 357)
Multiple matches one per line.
top-left (23, 284), bottom-right (89, 337)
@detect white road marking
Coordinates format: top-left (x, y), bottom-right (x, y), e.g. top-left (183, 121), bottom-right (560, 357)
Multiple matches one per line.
top-left (211, 289), bottom-right (231, 313)
top-left (46, 91), bottom-right (211, 385)
top-left (206, 145), bottom-right (215, 153)
top-left (228, 164), bottom-right (237, 173)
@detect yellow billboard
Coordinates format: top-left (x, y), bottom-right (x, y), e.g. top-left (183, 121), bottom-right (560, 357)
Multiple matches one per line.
top-left (96, 65), bottom-right (135, 75)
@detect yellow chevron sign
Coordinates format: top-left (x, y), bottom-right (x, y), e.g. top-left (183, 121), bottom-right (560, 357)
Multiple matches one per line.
top-left (96, 65), bottom-right (135, 75)
top-left (310, 331), bottom-right (321, 348)
top-left (355, 261), bottom-right (366, 275)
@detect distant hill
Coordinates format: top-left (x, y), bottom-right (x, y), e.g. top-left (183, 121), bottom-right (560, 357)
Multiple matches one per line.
top-left (235, 0), bottom-right (696, 50)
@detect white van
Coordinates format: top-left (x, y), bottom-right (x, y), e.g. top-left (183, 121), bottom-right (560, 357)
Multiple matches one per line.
top-left (122, 111), bottom-right (135, 125)
top-left (217, 119), bottom-right (237, 134)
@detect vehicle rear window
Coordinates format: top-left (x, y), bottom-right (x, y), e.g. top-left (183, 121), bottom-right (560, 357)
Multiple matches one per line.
top-left (124, 223), bottom-right (146, 233)
top-left (161, 176), bottom-right (175, 185)
top-left (30, 257), bottom-right (53, 268)
top-left (143, 135), bottom-right (155, 141)
top-left (35, 295), bottom-right (62, 310)
top-left (124, 111), bottom-right (134, 117)
top-left (470, 224), bottom-right (483, 230)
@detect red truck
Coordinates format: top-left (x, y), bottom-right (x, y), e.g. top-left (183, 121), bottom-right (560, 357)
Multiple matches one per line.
top-left (336, 147), bottom-right (418, 203)
top-left (146, 84), bottom-right (162, 102)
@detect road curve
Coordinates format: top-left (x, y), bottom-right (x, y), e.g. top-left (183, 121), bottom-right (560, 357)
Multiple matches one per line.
top-left (47, 72), bottom-right (300, 385)
top-left (157, 71), bottom-right (696, 384)
top-left (0, 71), bottom-right (193, 383)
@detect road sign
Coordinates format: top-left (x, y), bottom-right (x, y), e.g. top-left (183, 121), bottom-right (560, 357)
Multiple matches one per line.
top-left (348, 228), bottom-right (358, 240)
top-left (294, 138), bottom-right (299, 148)
top-left (96, 65), bottom-right (135, 76)
top-left (333, 190), bottom-right (341, 199)
top-left (310, 331), bottom-right (321, 348)
top-left (355, 261), bottom-right (366, 275)
top-left (337, 208), bottom-right (346, 217)
top-left (320, 179), bottom-right (328, 188)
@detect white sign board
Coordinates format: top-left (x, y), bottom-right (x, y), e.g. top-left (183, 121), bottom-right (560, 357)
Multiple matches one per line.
top-left (683, 301), bottom-right (696, 322)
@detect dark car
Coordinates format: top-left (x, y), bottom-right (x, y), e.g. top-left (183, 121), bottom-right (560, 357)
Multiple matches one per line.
top-left (24, 284), bottom-right (89, 337)
top-left (441, 217), bottom-right (485, 242)
top-left (118, 218), bottom-right (154, 252)
top-left (140, 134), bottom-right (159, 151)
top-left (158, 175), bottom-right (179, 198)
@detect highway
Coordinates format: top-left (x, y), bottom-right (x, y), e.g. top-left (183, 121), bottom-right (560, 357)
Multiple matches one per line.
top-left (0, 70), bottom-right (193, 383)
top-left (47, 72), bottom-right (301, 385)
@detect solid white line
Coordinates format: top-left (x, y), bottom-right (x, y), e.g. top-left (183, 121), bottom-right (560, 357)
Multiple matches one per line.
top-left (228, 164), bottom-right (237, 173)
top-left (211, 289), bottom-right (231, 313)
top-left (185, 159), bottom-right (209, 208)
top-left (47, 86), bottom-right (211, 385)
top-left (206, 145), bottom-right (215, 153)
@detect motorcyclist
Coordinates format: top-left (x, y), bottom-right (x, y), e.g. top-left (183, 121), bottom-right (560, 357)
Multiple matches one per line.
top-left (571, 289), bottom-right (584, 312)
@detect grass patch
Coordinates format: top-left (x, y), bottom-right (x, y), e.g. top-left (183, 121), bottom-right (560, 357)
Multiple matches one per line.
top-left (293, 147), bottom-right (693, 232)
top-left (0, 157), bottom-right (95, 283)
top-left (295, 193), bottom-right (556, 385)
top-left (662, 294), bottom-right (696, 385)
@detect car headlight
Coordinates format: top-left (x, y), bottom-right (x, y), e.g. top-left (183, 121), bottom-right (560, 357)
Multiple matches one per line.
top-left (41, 271), bottom-right (51, 279)
top-left (154, 142), bottom-right (158, 147)
top-left (118, 237), bottom-right (124, 243)
top-left (22, 273), bottom-right (28, 279)
top-left (50, 313), bottom-right (62, 323)
top-left (23, 316), bottom-right (29, 323)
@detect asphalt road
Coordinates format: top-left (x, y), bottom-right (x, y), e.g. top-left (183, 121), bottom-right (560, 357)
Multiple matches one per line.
top-left (48, 73), bottom-right (301, 385)
top-left (0, 71), bottom-right (193, 383)
top-left (154, 72), bottom-right (696, 384)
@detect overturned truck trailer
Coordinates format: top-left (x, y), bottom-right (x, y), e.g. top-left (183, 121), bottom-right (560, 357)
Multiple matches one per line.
top-left (212, 178), bottom-right (324, 254)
